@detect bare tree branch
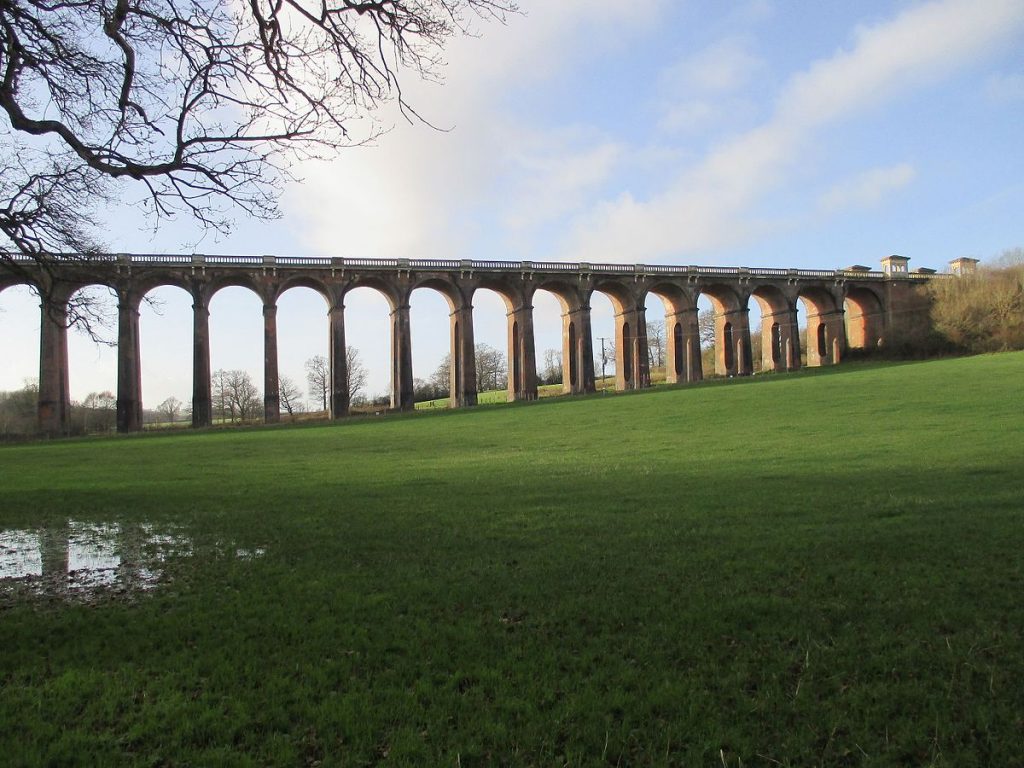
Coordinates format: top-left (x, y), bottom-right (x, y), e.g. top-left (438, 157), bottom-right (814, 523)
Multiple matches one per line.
top-left (0, 0), bottom-right (518, 336)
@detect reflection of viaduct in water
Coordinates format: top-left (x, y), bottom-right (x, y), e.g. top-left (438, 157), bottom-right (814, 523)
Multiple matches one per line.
top-left (2, 253), bottom-right (943, 435)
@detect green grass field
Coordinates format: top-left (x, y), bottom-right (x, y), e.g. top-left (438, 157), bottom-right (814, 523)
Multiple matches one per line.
top-left (2, 353), bottom-right (1022, 766)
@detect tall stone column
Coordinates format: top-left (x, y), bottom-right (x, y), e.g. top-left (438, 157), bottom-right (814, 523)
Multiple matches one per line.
top-left (614, 304), bottom-right (650, 391)
top-left (665, 308), bottom-right (702, 384)
top-left (390, 303), bottom-right (415, 411)
top-left (449, 303), bottom-right (477, 407)
top-left (192, 298), bottom-right (212, 427)
top-left (507, 305), bottom-right (538, 401)
top-left (263, 303), bottom-right (280, 423)
top-left (329, 302), bottom-right (348, 419)
top-left (116, 297), bottom-right (143, 433)
top-left (38, 298), bottom-right (70, 436)
top-left (562, 303), bottom-right (596, 395)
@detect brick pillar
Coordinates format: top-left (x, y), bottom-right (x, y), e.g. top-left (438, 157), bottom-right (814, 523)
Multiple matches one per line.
top-left (562, 303), bottom-right (596, 395)
top-left (760, 307), bottom-right (800, 373)
top-left (715, 308), bottom-right (752, 376)
top-left (38, 298), bottom-right (70, 436)
top-left (806, 309), bottom-right (846, 366)
top-left (614, 304), bottom-right (650, 391)
top-left (665, 308), bottom-right (702, 384)
top-left (116, 298), bottom-right (143, 432)
top-left (192, 298), bottom-right (212, 427)
top-left (390, 303), bottom-right (414, 411)
top-left (827, 309), bottom-right (847, 365)
top-left (263, 303), bottom-right (280, 423)
top-left (450, 303), bottom-right (477, 407)
top-left (329, 302), bottom-right (349, 419)
top-left (507, 305), bottom-right (538, 401)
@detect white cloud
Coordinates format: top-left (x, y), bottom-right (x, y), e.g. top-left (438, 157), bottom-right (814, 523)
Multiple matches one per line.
top-left (502, 133), bottom-right (622, 231)
top-left (820, 164), bottom-right (917, 213)
top-left (564, 0), bottom-right (1024, 264)
top-left (283, 0), bottom-right (666, 260)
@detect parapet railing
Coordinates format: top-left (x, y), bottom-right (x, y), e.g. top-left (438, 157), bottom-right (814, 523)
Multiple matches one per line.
top-left (3, 252), bottom-right (943, 280)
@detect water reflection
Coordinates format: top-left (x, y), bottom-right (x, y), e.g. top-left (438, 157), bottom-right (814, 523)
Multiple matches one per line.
top-left (0, 520), bottom-right (263, 602)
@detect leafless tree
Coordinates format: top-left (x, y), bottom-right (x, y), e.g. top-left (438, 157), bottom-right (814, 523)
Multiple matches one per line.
top-left (540, 348), bottom-right (562, 385)
top-left (278, 376), bottom-right (304, 421)
top-left (77, 390), bottom-right (116, 433)
top-left (428, 353), bottom-right (450, 396)
top-left (211, 369), bottom-right (232, 421)
top-left (596, 339), bottom-right (615, 383)
top-left (212, 369), bottom-right (260, 423)
top-left (647, 320), bottom-right (665, 367)
top-left (305, 355), bottom-right (329, 412)
top-left (158, 396), bottom-right (183, 424)
top-left (474, 343), bottom-right (506, 391)
top-left (0, 0), bottom-right (517, 335)
top-left (698, 309), bottom-right (717, 348)
top-left (347, 347), bottom-right (368, 402)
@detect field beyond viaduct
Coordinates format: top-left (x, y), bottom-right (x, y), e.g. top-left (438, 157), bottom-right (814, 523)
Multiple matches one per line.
top-left (2, 353), bottom-right (1022, 765)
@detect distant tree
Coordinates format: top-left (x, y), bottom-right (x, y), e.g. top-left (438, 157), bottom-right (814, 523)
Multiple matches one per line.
top-left (750, 325), bottom-right (763, 373)
top-left (211, 369), bottom-right (232, 422)
top-left (475, 344), bottom-right (507, 391)
top-left (212, 369), bottom-right (260, 423)
top-left (158, 396), bottom-right (183, 424)
top-left (647, 321), bottom-right (665, 368)
top-left (0, 380), bottom-right (39, 436)
top-left (278, 377), bottom-right (304, 421)
top-left (929, 249), bottom-right (1024, 353)
top-left (347, 347), bottom-right (369, 402)
top-left (305, 349), bottom-right (368, 411)
top-left (430, 354), bottom-right (451, 395)
top-left (305, 356), bottom-right (329, 413)
top-left (540, 349), bottom-right (563, 385)
top-left (231, 372), bottom-right (262, 423)
top-left (78, 390), bottom-right (116, 433)
top-left (595, 339), bottom-right (615, 383)
top-left (413, 377), bottom-right (444, 403)
top-left (698, 310), bottom-right (717, 348)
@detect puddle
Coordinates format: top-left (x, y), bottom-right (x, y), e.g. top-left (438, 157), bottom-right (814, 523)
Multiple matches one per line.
top-left (0, 521), bottom-right (263, 604)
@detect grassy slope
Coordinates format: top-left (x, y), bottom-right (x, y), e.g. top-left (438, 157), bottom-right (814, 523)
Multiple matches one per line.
top-left (1, 354), bottom-right (1023, 766)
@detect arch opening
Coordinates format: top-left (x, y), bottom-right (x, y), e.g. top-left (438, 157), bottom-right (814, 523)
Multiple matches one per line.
top-left (698, 285), bottom-right (749, 377)
top-left (209, 285), bottom-right (264, 424)
top-left (844, 287), bottom-right (885, 352)
top-left (588, 290), bottom-right (616, 392)
top-left (796, 287), bottom-right (844, 367)
top-left (66, 284), bottom-right (119, 435)
top-left (0, 284), bottom-right (43, 436)
top-left (139, 285), bottom-right (193, 429)
top-left (276, 286), bottom-right (330, 421)
top-left (345, 285), bottom-right (397, 412)
top-left (469, 286), bottom-right (513, 404)
top-left (409, 285), bottom-right (456, 409)
top-left (531, 288), bottom-right (568, 395)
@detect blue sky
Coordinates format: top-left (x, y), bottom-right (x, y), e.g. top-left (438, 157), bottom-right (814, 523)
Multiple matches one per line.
top-left (2, 0), bottom-right (1022, 407)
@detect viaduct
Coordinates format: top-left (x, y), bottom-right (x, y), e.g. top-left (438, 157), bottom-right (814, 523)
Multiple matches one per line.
top-left (1, 253), bottom-right (962, 435)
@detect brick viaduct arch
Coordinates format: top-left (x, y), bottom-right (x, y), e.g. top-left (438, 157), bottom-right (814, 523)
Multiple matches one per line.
top-left (0, 255), bottom-right (936, 435)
